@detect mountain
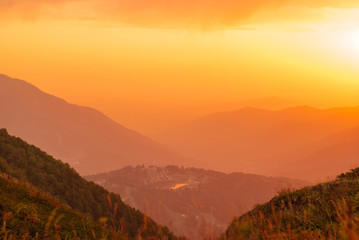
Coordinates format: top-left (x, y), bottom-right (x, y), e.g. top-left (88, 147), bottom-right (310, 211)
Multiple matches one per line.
top-left (0, 128), bottom-right (180, 239)
top-left (221, 168), bottom-right (359, 240)
top-left (0, 74), bottom-right (188, 175)
top-left (156, 105), bottom-right (359, 180)
top-left (234, 96), bottom-right (299, 111)
top-left (85, 165), bottom-right (309, 239)
top-left (275, 125), bottom-right (359, 181)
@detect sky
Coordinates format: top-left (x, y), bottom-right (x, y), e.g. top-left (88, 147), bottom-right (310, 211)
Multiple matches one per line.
top-left (1, 0), bottom-right (359, 136)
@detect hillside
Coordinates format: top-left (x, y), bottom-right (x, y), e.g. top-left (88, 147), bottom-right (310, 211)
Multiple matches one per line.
top-left (0, 129), bottom-right (179, 240)
top-left (0, 74), bottom-right (188, 175)
top-left (85, 166), bottom-right (309, 239)
top-left (220, 168), bottom-right (359, 240)
top-left (156, 105), bottom-right (359, 180)
top-left (0, 174), bottom-right (119, 239)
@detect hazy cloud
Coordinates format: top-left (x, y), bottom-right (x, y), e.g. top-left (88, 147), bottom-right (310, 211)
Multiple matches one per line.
top-left (1, 0), bottom-right (359, 28)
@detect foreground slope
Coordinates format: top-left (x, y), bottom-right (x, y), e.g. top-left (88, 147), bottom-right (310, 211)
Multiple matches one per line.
top-left (86, 166), bottom-right (309, 239)
top-left (0, 174), bottom-right (118, 239)
top-left (0, 129), bottom-right (178, 240)
top-left (221, 168), bottom-right (359, 240)
top-left (0, 74), bottom-right (187, 175)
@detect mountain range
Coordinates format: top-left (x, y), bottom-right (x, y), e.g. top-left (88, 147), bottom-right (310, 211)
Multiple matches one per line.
top-left (3, 73), bottom-right (358, 181)
top-left (156, 105), bottom-right (359, 181)
top-left (0, 74), bottom-right (189, 175)
top-left (2, 73), bottom-right (359, 239)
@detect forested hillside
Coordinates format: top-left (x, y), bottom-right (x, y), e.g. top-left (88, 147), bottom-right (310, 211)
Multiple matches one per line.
top-left (0, 174), bottom-right (120, 239)
top-left (0, 128), bottom-right (179, 239)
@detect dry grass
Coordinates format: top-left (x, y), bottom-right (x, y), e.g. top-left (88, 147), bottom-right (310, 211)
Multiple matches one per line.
top-left (221, 179), bottom-right (359, 240)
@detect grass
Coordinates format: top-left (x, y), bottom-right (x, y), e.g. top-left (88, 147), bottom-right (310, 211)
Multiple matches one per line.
top-left (220, 168), bottom-right (359, 240)
top-left (0, 173), bottom-right (125, 240)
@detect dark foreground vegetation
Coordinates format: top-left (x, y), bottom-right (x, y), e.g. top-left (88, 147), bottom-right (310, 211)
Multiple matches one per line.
top-left (0, 129), bottom-right (179, 239)
top-left (221, 168), bottom-right (359, 240)
top-left (0, 173), bottom-right (117, 239)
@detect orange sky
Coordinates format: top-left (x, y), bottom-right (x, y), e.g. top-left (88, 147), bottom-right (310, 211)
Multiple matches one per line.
top-left (1, 0), bottom-right (359, 136)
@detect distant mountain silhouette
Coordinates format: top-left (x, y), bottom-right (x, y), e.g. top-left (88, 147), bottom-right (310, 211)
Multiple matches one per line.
top-left (157, 105), bottom-right (359, 180)
top-left (235, 96), bottom-right (299, 110)
top-left (85, 165), bottom-right (309, 240)
top-left (276, 125), bottom-right (359, 181)
top-left (0, 74), bottom-right (189, 175)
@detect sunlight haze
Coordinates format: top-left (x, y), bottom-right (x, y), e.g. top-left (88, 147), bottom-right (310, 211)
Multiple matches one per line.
top-left (1, 1), bottom-right (359, 135)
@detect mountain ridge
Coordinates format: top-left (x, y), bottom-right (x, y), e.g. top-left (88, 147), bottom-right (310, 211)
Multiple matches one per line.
top-left (156, 103), bottom-right (359, 180)
top-left (0, 74), bottom-right (190, 175)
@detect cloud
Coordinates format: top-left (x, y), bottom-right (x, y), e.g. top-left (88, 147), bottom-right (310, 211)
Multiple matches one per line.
top-left (1, 0), bottom-right (359, 28)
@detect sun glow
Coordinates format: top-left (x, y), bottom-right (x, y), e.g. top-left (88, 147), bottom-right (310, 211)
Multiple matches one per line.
top-left (1, 4), bottom-right (359, 134)
top-left (339, 31), bottom-right (359, 64)
top-left (349, 32), bottom-right (359, 53)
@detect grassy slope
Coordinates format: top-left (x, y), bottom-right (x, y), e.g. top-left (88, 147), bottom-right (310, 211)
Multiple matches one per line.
top-left (0, 129), bottom-right (178, 240)
top-left (221, 169), bottom-right (359, 240)
top-left (0, 174), bottom-right (118, 239)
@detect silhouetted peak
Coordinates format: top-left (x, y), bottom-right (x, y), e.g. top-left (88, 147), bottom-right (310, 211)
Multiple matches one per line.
top-left (241, 106), bottom-right (272, 112)
top-left (0, 73), bottom-right (11, 79)
top-left (278, 105), bottom-right (319, 113)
